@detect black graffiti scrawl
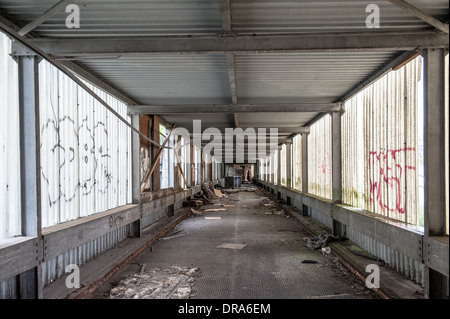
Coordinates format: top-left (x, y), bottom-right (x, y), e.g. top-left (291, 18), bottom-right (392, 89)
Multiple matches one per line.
top-left (40, 112), bottom-right (112, 209)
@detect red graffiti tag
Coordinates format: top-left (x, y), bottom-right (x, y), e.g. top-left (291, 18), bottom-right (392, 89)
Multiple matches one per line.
top-left (369, 148), bottom-right (416, 214)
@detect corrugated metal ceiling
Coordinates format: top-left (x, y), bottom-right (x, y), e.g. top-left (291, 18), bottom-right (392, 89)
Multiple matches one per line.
top-left (0, 0), bottom-right (447, 36)
top-left (231, 0), bottom-right (449, 34)
top-left (0, 0), bottom-right (448, 131)
top-left (81, 55), bottom-right (232, 105)
top-left (0, 0), bottom-right (222, 36)
top-left (234, 52), bottom-right (398, 104)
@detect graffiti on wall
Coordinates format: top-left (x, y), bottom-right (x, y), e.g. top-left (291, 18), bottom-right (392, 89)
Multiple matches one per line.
top-left (40, 115), bottom-right (112, 208)
top-left (369, 147), bottom-right (416, 214)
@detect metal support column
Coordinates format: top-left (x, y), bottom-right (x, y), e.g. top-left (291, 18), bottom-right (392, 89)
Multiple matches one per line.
top-left (285, 140), bottom-right (292, 189)
top-left (301, 131), bottom-right (309, 216)
top-left (423, 48), bottom-right (448, 299)
top-left (15, 42), bottom-right (43, 299)
top-left (331, 110), bottom-right (346, 237)
top-left (301, 132), bottom-right (309, 195)
top-left (130, 114), bottom-right (141, 238)
top-left (277, 145), bottom-right (282, 186)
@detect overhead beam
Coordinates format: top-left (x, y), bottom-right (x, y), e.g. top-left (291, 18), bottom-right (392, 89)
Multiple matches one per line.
top-left (226, 54), bottom-right (239, 127)
top-left (219, 0), bottom-right (239, 128)
top-left (172, 126), bottom-right (310, 135)
top-left (128, 103), bottom-right (340, 114)
top-left (219, 0), bottom-right (232, 32)
top-left (18, 0), bottom-right (78, 36)
top-left (387, 0), bottom-right (449, 34)
top-left (28, 31), bottom-right (449, 56)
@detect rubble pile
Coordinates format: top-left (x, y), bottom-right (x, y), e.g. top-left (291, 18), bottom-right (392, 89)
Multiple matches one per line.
top-left (109, 265), bottom-right (200, 299)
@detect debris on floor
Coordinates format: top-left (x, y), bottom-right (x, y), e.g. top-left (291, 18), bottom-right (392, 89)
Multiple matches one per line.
top-left (189, 208), bottom-right (203, 217)
top-left (182, 200), bottom-right (204, 207)
top-left (204, 208), bottom-right (226, 212)
top-left (160, 229), bottom-right (190, 241)
top-left (202, 183), bottom-right (218, 199)
top-left (217, 243), bottom-right (247, 250)
top-left (205, 217), bottom-right (221, 220)
top-left (303, 234), bottom-right (341, 250)
top-left (302, 260), bottom-right (319, 264)
top-left (214, 189), bottom-right (225, 198)
top-left (321, 246), bottom-right (332, 256)
top-left (108, 265), bottom-right (200, 299)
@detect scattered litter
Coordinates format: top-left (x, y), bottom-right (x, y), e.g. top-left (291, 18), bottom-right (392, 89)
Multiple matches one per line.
top-left (263, 210), bottom-right (285, 216)
top-left (204, 208), bottom-right (226, 212)
top-left (303, 234), bottom-right (340, 250)
top-left (321, 246), bottom-right (332, 256)
top-left (222, 204), bottom-right (235, 208)
top-left (183, 200), bottom-right (204, 207)
top-left (189, 208), bottom-right (203, 217)
top-left (202, 183), bottom-right (217, 199)
top-left (136, 264), bottom-right (147, 286)
top-left (217, 243), bottom-right (247, 250)
top-left (202, 195), bottom-right (212, 204)
top-left (214, 189), bottom-right (225, 198)
top-left (109, 265), bottom-right (200, 299)
top-left (160, 231), bottom-right (190, 241)
top-left (205, 217), bottom-right (222, 220)
top-left (302, 260), bottom-right (319, 264)
top-left (263, 203), bottom-right (274, 207)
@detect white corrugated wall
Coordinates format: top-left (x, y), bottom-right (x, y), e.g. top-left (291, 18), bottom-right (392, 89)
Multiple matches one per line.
top-left (39, 59), bottom-right (132, 228)
top-left (0, 32), bottom-right (21, 240)
top-left (292, 134), bottom-right (302, 191)
top-left (308, 114), bottom-right (332, 199)
top-left (342, 56), bottom-right (422, 226)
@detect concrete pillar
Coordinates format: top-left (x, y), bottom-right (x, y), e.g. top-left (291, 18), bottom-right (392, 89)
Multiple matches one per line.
top-left (423, 48), bottom-right (448, 299)
top-left (14, 42), bottom-right (43, 299)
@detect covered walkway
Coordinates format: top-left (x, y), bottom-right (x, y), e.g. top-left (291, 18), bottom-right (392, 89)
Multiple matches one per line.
top-left (91, 188), bottom-right (378, 299)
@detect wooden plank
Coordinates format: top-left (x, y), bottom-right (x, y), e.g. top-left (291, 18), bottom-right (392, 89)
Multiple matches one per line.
top-left (141, 123), bottom-right (176, 192)
top-left (0, 237), bottom-right (40, 282)
top-left (43, 208), bottom-right (191, 299)
top-left (42, 205), bottom-right (140, 261)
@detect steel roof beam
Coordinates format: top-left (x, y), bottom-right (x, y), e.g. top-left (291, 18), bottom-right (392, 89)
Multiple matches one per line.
top-left (29, 31), bottom-right (449, 56)
top-left (128, 103), bottom-right (340, 114)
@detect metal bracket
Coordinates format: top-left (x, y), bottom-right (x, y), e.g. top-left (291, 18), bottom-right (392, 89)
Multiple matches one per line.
top-left (11, 40), bottom-right (39, 57)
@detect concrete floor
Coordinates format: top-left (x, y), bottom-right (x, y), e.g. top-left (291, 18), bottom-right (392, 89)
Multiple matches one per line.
top-left (91, 189), bottom-right (379, 299)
